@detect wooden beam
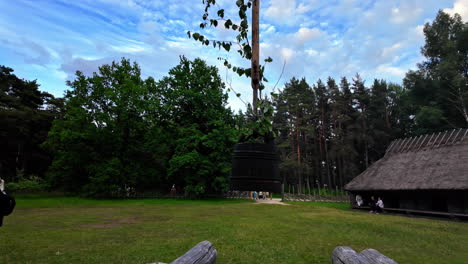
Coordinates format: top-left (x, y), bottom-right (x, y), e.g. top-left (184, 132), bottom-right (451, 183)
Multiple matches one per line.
top-left (437, 129), bottom-right (455, 148)
top-left (394, 138), bottom-right (407, 153)
top-left (397, 137), bottom-right (412, 153)
top-left (460, 128), bottom-right (468, 143)
top-left (450, 128), bottom-right (463, 144)
top-left (429, 132), bottom-right (442, 149)
top-left (415, 134), bottom-right (428, 151)
top-left (384, 140), bottom-right (398, 156)
top-left (435, 130), bottom-right (449, 148)
top-left (409, 135), bottom-right (423, 152)
top-left (422, 133), bottom-right (435, 151)
top-left (403, 136), bottom-right (418, 152)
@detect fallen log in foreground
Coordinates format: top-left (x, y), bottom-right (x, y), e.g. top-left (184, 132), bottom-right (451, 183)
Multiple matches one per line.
top-left (332, 246), bottom-right (397, 264)
top-left (148, 241), bottom-right (217, 264)
top-left (149, 241), bottom-right (396, 264)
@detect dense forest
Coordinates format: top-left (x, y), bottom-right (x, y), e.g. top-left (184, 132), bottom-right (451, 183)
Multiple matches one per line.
top-left (0, 10), bottom-right (466, 196)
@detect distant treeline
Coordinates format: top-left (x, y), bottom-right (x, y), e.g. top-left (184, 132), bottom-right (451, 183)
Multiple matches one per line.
top-left (0, 11), bottom-right (466, 196)
top-left (274, 11), bottom-right (467, 190)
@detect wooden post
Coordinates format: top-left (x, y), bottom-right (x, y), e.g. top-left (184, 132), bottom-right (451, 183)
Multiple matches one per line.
top-left (281, 173), bottom-right (285, 201)
top-left (251, 0), bottom-right (260, 116)
top-left (450, 128), bottom-right (463, 144)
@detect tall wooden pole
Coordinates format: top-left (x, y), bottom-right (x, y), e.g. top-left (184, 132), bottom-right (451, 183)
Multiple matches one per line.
top-left (251, 0), bottom-right (260, 116)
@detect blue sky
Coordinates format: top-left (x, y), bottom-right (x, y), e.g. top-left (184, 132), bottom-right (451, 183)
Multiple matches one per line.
top-left (1, 0), bottom-right (467, 111)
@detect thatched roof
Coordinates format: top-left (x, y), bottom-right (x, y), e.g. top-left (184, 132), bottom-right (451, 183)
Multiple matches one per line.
top-left (345, 128), bottom-right (468, 191)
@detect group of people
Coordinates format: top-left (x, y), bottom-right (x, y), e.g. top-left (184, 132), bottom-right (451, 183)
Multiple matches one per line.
top-left (369, 196), bottom-right (384, 214)
top-left (251, 191), bottom-right (272, 200)
top-left (355, 194), bottom-right (384, 214)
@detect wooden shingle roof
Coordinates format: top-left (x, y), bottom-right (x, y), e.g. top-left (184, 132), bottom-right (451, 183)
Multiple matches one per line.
top-left (345, 128), bottom-right (468, 191)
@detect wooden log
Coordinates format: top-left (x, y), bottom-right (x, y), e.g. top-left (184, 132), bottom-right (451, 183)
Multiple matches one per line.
top-left (170, 241), bottom-right (216, 264)
top-left (360, 249), bottom-right (398, 264)
top-left (332, 246), bottom-right (371, 264)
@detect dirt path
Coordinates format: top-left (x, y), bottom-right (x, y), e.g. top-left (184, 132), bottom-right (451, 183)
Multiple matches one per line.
top-left (254, 198), bottom-right (290, 205)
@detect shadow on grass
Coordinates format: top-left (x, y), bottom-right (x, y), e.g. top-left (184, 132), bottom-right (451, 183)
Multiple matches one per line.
top-left (15, 194), bottom-right (254, 209)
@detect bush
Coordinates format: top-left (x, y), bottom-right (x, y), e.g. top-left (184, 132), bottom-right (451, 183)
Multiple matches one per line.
top-left (5, 176), bottom-right (50, 193)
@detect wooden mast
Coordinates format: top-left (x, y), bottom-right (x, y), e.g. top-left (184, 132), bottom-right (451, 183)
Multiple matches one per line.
top-left (251, 0), bottom-right (260, 116)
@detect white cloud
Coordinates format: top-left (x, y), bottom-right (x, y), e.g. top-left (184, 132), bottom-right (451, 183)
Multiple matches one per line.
top-left (1, 0), bottom-right (463, 112)
top-left (280, 48), bottom-right (295, 62)
top-left (305, 49), bottom-right (319, 56)
top-left (264, 0), bottom-right (313, 25)
top-left (444, 0), bottom-right (468, 20)
top-left (375, 64), bottom-right (406, 78)
top-left (381, 42), bottom-right (403, 59)
top-left (295, 27), bottom-right (321, 44)
top-left (390, 7), bottom-right (423, 24)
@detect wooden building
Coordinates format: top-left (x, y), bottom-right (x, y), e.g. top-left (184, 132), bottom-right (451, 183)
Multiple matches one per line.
top-left (345, 128), bottom-right (468, 217)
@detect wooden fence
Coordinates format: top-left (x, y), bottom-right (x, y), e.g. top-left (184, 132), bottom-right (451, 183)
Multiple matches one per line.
top-left (283, 192), bottom-right (349, 203)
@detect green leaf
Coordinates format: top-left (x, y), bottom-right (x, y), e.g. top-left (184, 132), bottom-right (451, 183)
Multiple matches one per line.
top-left (217, 9), bottom-right (224, 18)
top-left (243, 45), bottom-right (251, 56)
top-left (236, 0), bottom-right (243, 7)
top-left (222, 42), bottom-right (231, 52)
top-left (239, 9), bottom-right (246, 19)
top-left (245, 68), bottom-right (251, 77)
top-left (224, 19), bottom-right (232, 29)
top-left (240, 19), bottom-right (248, 29)
top-left (187, 31), bottom-right (191, 39)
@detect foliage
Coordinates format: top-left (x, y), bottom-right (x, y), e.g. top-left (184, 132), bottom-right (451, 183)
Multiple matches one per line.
top-left (189, 0), bottom-right (275, 142)
top-left (273, 75), bottom-right (410, 190)
top-left (159, 57), bottom-right (238, 197)
top-left (5, 176), bottom-right (49, 193)
top-left (238, 98), bottom-right (276, 143)
top-left (0, 66), bottom-right (63, 182)
top-left (273, 11), bottom-right (467, 191)
top-left (43, 58), bottom-right (169, 195)
top-left (43, 57), bottom-right (237, 197)
top-left (188, 0), bottom-right (272, 82)
top-left (404, 10), bottom-right (468, 132)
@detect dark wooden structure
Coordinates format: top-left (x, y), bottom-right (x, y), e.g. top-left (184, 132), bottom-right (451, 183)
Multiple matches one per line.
top-left (230, 143), bottom-right (281, 193)
top-left (149, 241), bottom-right (216, 264)
top-left (345, 128), bottom-right (468, 217)
top-left (332, 246), bottom-right (397, 264)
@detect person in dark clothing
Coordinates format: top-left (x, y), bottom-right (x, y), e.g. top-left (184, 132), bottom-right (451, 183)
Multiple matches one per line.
top-left (369, 196), bottom-right (377, 213)
top-left (0, 178), bottom-right (16, 227)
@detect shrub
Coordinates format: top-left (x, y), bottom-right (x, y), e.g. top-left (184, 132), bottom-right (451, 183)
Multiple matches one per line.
top-left (5, 175), bottom-right (50, 193)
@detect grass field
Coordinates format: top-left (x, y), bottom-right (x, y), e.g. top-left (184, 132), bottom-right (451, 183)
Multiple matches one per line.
top-left (1, 196), bottom-right (467, 264)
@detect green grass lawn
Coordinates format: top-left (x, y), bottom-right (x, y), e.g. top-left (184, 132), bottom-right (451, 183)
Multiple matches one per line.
top-left (1, 196), bottom-right (467, 264)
